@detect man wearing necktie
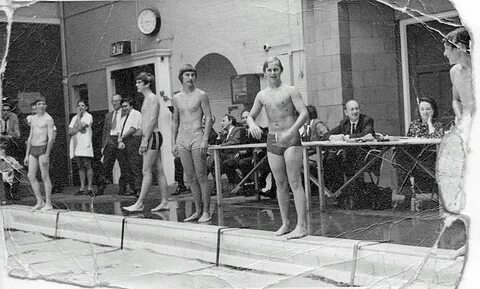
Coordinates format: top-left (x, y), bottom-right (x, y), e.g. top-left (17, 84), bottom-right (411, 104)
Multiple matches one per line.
top-left (98, 94), bottom-right (127, 195)
top-left (218, 115), bottom-right (246, 184)
top-left (321, 100), bottom-right (375, 206)
top-left (117, 98), bottom-right (143, 196)
top-left (206, 115), bottom-right (246, 187)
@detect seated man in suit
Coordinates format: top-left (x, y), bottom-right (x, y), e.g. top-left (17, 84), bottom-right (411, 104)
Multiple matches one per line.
top-left (208, 115), bottom-right (246, 184)
top-left (237, 110), bottom-right (271, 195)
top-left (322, 100), bottom-right (375, 204)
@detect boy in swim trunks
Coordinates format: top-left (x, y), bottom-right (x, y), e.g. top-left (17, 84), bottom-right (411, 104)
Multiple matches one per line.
top-left (123, 72), bottom-right (169, 212)
top-left (24, 97), bottom-right (55, 211)
top-left (171, 64), bottom-right (213, 223)
top-left (247, 57), bottom-right (308, 239)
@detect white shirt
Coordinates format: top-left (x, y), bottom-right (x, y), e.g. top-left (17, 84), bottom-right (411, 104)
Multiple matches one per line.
top-left (225, 126), bottom-right (234, 141)
top-left (350, 121), bottom-right (358, 135)
top-left (119, 109), bottom-right (142, 138)
top-left (69, 112), bottom-right (93, 158)
top-left (110, 109), bottom-right (123, 136)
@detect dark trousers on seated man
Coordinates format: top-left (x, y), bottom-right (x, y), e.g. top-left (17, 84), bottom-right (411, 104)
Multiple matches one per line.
top-left (221, 154), bottom-right (241, 184)
top-left (335, 147), bottom-right (371, 207)
top-left (207, 153), bottom-right (241, 185)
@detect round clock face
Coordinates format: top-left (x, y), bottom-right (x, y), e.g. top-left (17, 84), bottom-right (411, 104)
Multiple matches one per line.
top-left (138, 9), bottom-right (160, 35)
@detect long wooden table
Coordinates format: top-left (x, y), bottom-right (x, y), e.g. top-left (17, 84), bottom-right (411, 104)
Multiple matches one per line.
top-left (210, 138), bottom-right (442, 213)
top-left (302, 138), bottom-right (442, 212)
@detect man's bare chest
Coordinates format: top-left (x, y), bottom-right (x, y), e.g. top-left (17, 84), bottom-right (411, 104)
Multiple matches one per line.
top-left (178, 96), bottom-right (201, 113)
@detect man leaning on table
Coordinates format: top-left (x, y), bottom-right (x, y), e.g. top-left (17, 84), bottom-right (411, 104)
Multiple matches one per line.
top-left (321, 100), bottom-right (375, 206)
top-left (322, 100), bottom-right (374, 141)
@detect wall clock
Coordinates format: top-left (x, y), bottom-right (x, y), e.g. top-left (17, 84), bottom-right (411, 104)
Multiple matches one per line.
top-left (138, 8), bottom-right (161, 35)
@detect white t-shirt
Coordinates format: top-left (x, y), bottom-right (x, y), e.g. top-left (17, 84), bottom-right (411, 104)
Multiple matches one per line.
top-left (69, 112), bottom-right (93, 158)
top-left (119, 109), bottom-right (142, 138)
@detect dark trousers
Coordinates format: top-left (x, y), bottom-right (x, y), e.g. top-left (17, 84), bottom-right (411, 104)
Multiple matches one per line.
top-left (332, 147), bottom-right (369, 204)
top-left (206, 153), bottom-right (241, 184)
top-left (222, 156), bottom-right (241, 184)
top-left (119, 136), bottom-right (143, 193)
top-left (101, 137), bottom-right (128, 191)
top-left (174, 156), bottom-right (187, 189)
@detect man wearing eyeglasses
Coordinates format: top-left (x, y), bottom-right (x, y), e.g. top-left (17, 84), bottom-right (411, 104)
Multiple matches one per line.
top-left (117, 98), bottom-right (143, 196)
top-left (98, 94), bottom-right (128, 195)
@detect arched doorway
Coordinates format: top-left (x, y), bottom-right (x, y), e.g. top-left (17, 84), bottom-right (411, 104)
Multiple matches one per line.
top-left (196, 53), bottom-right (238, 129)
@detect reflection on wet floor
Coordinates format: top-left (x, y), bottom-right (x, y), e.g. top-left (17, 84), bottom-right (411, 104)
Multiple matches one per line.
top-left (15, 191), bottom-right (465, 251)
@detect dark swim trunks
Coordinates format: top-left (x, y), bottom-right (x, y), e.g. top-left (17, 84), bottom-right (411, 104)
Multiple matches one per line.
top-left (147, 131), bottom-right (163, 150)
top-left (30, 145), bottom-right (47, 158)
top-left (266, 132), bottom-right (302, 156)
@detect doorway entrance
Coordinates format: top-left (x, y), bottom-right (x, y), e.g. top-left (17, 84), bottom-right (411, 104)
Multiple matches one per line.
top-left (406, 17), bottom-right (460, 128)
top-left (111, 64), bottom-right (155, 111)
top-left (400, 11), bottom-right (459, 132)
top-left (102, 49), bottom-right (174, 184)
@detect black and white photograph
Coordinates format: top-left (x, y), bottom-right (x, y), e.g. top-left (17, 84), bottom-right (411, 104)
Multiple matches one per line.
top-left (0, 0), bottom-right (479, 288)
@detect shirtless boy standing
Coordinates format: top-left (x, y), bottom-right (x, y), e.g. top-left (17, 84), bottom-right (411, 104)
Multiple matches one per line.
top-left (172, 64), bottom-right (213, 222)
top-left (24, 97), bottom-right (55, 211)
top-left (247, 57), bottom-right (308, 239)
top-left (439, 27), bottom-right (475, 259)
top-left (123, 72), bottom-right (169, 212)
top-left (443, 27), bottom-right (475, 124)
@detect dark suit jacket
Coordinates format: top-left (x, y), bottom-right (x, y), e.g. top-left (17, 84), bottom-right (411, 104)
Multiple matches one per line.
top-left (207, 127), bottom-right (218, 145)
top-left (101, 111), bottom-right (115, 150)
top-left (322, 114), bottom-right (374, 140)
top-left (220, 126), bottom-right (247, 157)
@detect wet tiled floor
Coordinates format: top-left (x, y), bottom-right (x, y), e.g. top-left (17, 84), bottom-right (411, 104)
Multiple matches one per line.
top-left (7, 181), bottom-right (466, 251)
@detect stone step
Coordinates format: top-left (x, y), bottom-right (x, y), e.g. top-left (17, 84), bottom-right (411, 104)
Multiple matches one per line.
top-left (1, 205), bottom-right (463, 288)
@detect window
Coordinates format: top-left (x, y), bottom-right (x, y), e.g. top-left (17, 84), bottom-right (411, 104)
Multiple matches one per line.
top-left (72, 84), bottom-right (88, 113)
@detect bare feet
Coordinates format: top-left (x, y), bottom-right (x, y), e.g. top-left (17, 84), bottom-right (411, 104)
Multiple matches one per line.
top-left (123, 203), bottom-right (145, 212)
top-left (274, 223), bottom-right (290, 236)
top-left (31, 202), bottom-right (45, 212)
top-left (184, 212), bottom-right (202, 222)
top-left (284, 226), bottom-right (307, 240)
top-left (198, 212), bottom-right (211, 223)
top-left (151, 201), bottom-right (169, 212)
top-left (40, 204), bottom-right (53, 212)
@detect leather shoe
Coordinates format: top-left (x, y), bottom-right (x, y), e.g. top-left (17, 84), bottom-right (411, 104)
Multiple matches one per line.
top-left (97, 184), bottom-right (106, 195)
top-left (74, 190), bottom-right (85, 196)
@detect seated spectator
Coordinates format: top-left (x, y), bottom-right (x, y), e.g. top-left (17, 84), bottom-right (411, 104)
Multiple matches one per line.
top-left (300, 105), bottom-right (344, 194)
top-left (300, 105), bottom-right (328, 142)
top-left (207, 115), bottom-right (246, 184)
top-left (395, 97), bottom-right (444, 209)
top-left (237, 110), bottom-right (271, 195)
top-left (322, 100), bottom-right (375, 204)
top-left (1, 102), bottom-right (21, 161)
top-left (0, 141), bottom-right (23, 203)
